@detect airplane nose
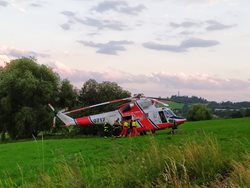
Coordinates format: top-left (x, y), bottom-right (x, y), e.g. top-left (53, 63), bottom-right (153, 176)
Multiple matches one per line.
top-left (176, 118), bottom-right (186, 125)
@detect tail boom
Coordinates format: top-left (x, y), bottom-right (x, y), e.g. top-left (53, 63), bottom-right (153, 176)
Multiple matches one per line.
top-left (56, 111), bottom-right (76, 126)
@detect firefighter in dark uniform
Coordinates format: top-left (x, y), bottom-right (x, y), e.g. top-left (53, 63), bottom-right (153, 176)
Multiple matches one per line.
top-left (112, 118), bottom-right (121, 137)
top-left (171, 120), bottom-right (177, 134)
top-left (104, 122), bottom-right (109, 138)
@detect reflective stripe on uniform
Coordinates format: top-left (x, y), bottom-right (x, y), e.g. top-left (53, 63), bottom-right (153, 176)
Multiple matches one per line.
top-left (132, 121), bottom-right (137, 127)
top-left (124, 122), bottom-right (129, 127)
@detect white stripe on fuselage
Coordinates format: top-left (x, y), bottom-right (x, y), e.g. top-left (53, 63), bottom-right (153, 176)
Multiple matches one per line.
top-left (89, 110), bottom-right (121, 125)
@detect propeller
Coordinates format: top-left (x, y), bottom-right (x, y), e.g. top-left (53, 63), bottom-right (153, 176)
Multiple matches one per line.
top-left (48, 104), bottom-right (57, 128)
top-left (52, 116), bottom-right (56, 128)
top-left (63, 97), bottom-right (133, 115)
top-left (48, 103), bottom-right (55, 112)
top-left (150, 98), bottom-right (169, 107)
top-left (48, 104), bottom-right (70, 127)
top-left (140, 96), bottom-right (169, 107)
top-left (49, 94), bottom-right (169, 120)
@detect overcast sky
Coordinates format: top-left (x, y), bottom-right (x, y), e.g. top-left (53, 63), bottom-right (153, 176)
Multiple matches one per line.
top-left (1, 0), bottom-right (250, 102)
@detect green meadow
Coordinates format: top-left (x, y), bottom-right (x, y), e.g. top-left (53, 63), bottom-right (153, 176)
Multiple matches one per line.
top-left (0, 118), bottom-right (250, 187)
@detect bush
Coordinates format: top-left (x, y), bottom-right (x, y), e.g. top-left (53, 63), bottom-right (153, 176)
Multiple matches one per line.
top-left (187, 104), bottom-right (212, 121)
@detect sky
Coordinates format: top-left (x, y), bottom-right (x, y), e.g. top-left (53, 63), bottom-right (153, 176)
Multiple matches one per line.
top-left (0, 0), bottom-right (250, 102)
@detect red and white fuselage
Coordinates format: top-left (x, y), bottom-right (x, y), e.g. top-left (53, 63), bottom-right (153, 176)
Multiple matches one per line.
top-left (56, 98), bottom-right (186, 132)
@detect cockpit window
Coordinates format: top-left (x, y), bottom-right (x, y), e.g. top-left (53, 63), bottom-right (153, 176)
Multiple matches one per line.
top-left (164, 109), bottom-right (176, 117)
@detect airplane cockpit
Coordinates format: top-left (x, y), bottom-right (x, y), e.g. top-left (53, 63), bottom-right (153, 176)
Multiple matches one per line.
top-left (158, 108), bottom-right (179, 123)
top-left (164, 108), bottom-right (177, 118)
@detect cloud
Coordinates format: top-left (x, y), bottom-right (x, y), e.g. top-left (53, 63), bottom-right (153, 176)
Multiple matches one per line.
top-left (60, 11), bottom-right (127, 31)
top-left (60, 23), bottom-right (71, 30)
top-left (0, 0), bottom-right (8, 7)
top-left (179, 31), bottom-right (195, 36)
top-left (7, 49), bottom-right (49, 58)
top-left (180, 38), bottom-right (219, 48)
top-left (48, 61), bottom-right (149, 86)
top-left (61, 10), bottom-right (75, 17)
top-left (0, 55), bottom-right (10, 66)
top-left (175, 0), bottom-right (225, 6)
top-left (92, 1), bottom-right (145, 15)
top-left (206, 20), bottom-right (236, 31)
top-left (143, 42), bottom-right (186, 52)
top-left (170, 21), bottom-right (201, 28)
top-left (78, 17), bottom-right (127, 30)
top-left (143, 38), bottom-right (219, 53)
top-left (29, 2), bottom-right (43, 8)
top-left (0, 47), bottom-right (50, 59)
top-left (48, 61), bottom-right (121, 85)
top-left (8, 0), bottom-right (46, 12)
top-left (49, 62), bottom-right (250, 101)
top-left (169, 20), bottom-right (235, 32)
top-left (150, 72), bottom-right (250, 90)
top-left (50, 62), bottom-right (250, 91)
top-left (78, 40), bottom-right (133, 55)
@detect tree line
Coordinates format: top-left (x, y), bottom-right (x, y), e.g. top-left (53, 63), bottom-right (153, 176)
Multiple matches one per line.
top-left (170, 95), bottom-right (250, 119)
top-left (0, 58), bottom-right (130, 140)
top-left (1, 58), bottom-right (249, 140)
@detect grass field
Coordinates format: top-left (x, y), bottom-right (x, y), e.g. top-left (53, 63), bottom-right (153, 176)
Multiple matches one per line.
top-left (0, 118), bottom-right (250, 187)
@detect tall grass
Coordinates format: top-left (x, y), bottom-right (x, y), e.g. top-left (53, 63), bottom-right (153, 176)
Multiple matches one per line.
top-left (1, 136), bottom-right (249, 188)
top-left (227, 156), bottom-right (250, 187)
top-left (160, 137), bottom-right (228, 187)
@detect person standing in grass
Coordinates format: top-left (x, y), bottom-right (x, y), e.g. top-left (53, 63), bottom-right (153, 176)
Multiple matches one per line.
top-left (120, 120), bottom-right (129, 137)
top-left (112, 118), bottom-right (121, 137)
top-left (131, 119), bottom-right (138, 137)
top-left (104, 123), bottom-right (109, 138)
top-left (171, 120), bottom-right (177, 134)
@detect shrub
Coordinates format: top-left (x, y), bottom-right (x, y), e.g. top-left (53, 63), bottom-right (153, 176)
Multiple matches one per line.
top-left (187, 104), bottom-right (212, 121)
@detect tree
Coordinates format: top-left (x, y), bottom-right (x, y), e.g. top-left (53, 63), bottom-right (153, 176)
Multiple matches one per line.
top-left (230, 110), bottom-right (243, 118)
top-left (187, 104), bottom-right (212, 121)
top-left (245, 109), bottom-right (250, 117)
top-left (58, 79), bottom-right (78, 108)
top-left (79, 79), bottom-right (131, 109)
top-left (0, 58), bottom-right (60, 139)
top-left (0, 66), bottom-right (6, 141)
top-left (78, 79), bottom-right (131, 135)
top-left (79, 79), bottom-right (100, 106)
top-left (181, 103), bottom-right (189, 115)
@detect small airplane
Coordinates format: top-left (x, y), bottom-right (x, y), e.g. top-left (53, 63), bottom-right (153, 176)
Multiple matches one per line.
top-left (48, 94), bottom-right (186, 134)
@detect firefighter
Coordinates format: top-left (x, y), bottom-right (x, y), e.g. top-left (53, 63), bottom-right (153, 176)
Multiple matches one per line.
top-left (104, 122), bottom-right (109, 138)
top-left (171, 120), bottom-right (177, 135)
top-left (120, 120), bottom-right (129, 137)
top-left (131, 119), bottom-right (138, 137)
top-left (112, 118), bottom-right (121, 137)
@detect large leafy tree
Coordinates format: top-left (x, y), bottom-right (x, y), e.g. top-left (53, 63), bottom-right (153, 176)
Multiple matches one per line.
top-left (79, 79), bottom-right (100, 106)
top-left (58, 79), bottom-right (78, 108)
top-left (77, 79), bottom-right (131, 135)
top-left (0, 66), bottom-right (6, 141)
top-left (79, 79), bottom-right (131, 108)
top-left (0, 58), bottom-right (60, 139)
top-left (187, 104), bottom-right (212, 121)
